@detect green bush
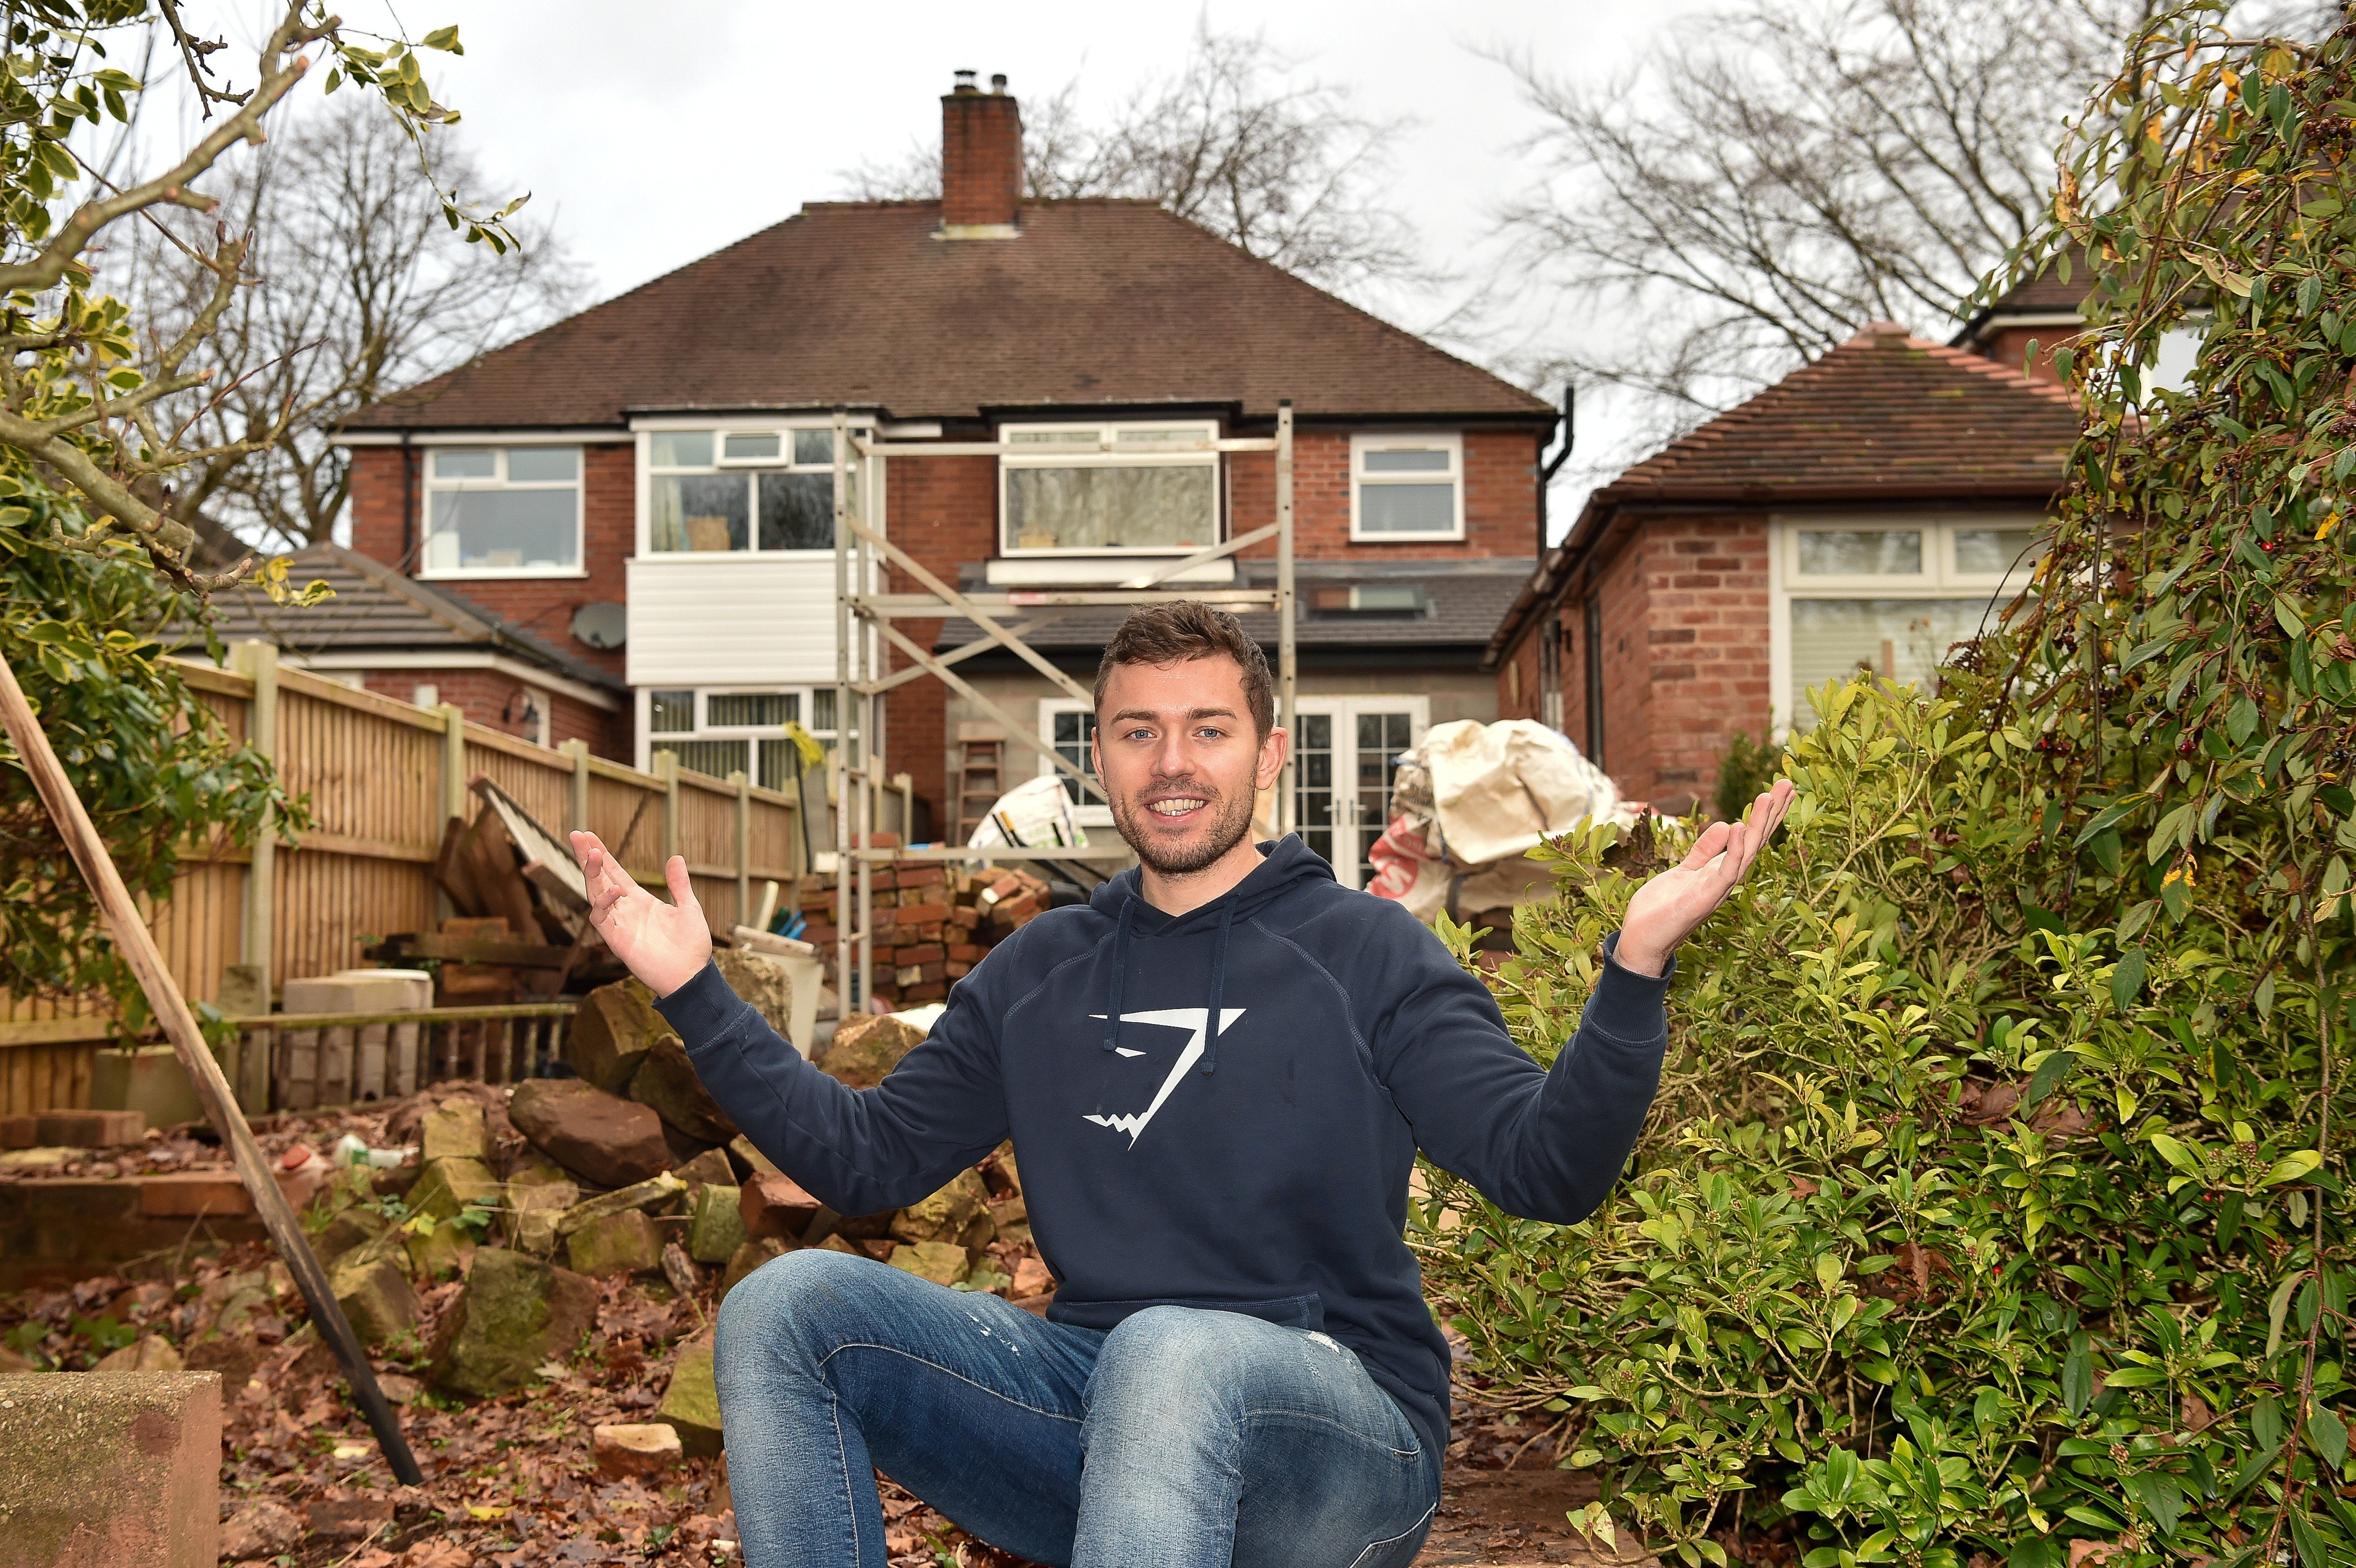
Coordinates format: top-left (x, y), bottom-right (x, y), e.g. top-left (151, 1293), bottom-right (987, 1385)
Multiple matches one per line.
top-left (1714, 732), bottom-right (1787, 826)
top-left (1417, 679), bottom-right (2350, 1567)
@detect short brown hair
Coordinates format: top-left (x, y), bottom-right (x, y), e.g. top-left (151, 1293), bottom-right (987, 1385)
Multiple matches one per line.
top-left (1094, 601), bottom-right (1276, 736)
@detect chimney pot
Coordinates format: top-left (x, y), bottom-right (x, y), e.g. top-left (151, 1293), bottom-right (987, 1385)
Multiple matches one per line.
top-left (940, 71), bottom-right (1022, 234)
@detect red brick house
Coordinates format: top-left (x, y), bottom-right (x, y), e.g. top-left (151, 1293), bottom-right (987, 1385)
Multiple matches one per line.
top-left (1485, 322), bottom-right (2081, 815)
top-left (335, 73), bottom-right (1559, 886)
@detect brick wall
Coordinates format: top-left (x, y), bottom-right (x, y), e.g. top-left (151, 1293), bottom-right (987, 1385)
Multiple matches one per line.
top-left (345, 441), bottom-right (633, 681)
top-left (1230, 429), bottom-right (1539, 558)
top-left (884, 454), bottom-right (999, 830)
top-left (355, 668), bottom-right (625, 757)
top-left (1539, 512), bottom-right (1771, 815)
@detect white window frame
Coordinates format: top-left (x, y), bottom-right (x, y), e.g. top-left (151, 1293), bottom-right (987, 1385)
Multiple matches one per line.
top-left (638, 685), bottom-right (835, 783)
top-left (1036, 698), bottom-right (1113, 827)
top-left (633, 417), bottom-right (872, 558)
top-left (1288, 695), bottom-right (1430, 891)
top-left (1768, 514), bottom-right (2044, 736)
top-left (418, 444), bottom-right (586, 580)
top-left (1349, 432), bottom-right (1464, 543)
top-left (996, 419), bottom-right (1222, 557)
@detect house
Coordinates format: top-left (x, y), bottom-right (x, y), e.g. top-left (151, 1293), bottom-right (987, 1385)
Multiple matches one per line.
top-left (1484, 321), bottom-right (2082, 815)
top-left (335, 72), bottom-right (1559, 886)
top-left (181, 541), bottom-right (628, 748)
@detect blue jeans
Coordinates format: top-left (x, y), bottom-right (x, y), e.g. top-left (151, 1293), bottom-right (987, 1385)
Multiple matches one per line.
top-left (714, 1249), bottom-right (1440, 1568)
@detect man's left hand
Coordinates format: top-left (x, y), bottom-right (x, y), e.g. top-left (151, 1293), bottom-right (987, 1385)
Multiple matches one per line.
top-left (1615, 780), bottom-right (1796, 977)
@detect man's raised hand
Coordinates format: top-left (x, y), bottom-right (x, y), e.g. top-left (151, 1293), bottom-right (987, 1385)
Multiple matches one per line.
top-left (1615, 779), bottom-right (1797, 978)
top-left (569, 831), bottom-right (712, 997)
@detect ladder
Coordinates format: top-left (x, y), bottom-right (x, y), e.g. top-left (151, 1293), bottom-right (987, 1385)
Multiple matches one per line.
top-left (953, 729), bottom-right (1005, 846)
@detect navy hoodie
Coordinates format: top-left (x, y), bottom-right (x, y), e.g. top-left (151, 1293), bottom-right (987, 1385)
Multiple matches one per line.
top-left (655, 834), bottom-right (1674, 1463)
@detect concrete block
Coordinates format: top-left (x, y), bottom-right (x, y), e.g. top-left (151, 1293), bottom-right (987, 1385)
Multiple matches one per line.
top-left (656, 1342), bottom-right (723, 1458)
top-left (87, 1048), bottom-right (205, 1134)
top-left (420, 1097), bottom-right (489, 1164)
top-left (592, 1422), bottom-right (681, 1479)
top-left (0, 1371), bottom-right (222, 1568)
top-left (280, 969), bottom-right (433, 1013)
top-left (33, 1111), bottom-right (144, 1148)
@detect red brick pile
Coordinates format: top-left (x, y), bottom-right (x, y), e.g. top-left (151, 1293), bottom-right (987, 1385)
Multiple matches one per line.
top-left (794, 862), bottom-right (1057, 1008)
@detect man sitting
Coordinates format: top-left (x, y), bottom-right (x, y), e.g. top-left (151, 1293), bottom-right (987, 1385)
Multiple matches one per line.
top-left (571, 601), bottom-right (1792, 1568)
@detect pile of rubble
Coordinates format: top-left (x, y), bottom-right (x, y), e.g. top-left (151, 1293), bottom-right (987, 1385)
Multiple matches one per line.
top-left (791, 862), bottom-right (1058, 1009)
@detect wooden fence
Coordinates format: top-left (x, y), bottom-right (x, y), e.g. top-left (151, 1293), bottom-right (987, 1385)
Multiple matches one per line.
top-left (0, 643), bottom-right (802, 1115)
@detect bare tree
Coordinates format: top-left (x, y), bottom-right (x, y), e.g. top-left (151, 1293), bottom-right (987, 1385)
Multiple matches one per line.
top-left (116, 95), bottom-right (586, 557)
top-left (840, 20), bottom-right (1422, 298)
top-left (1493, 0), bottom-right (2156, 476)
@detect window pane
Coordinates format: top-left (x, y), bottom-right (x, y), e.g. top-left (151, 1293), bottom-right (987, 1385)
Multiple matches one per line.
top-left (431, 448), bottom-right (497, 479)
top-left (649, 691), bottom-right (695, 733)
top-left (1115, 427), bottom-right (1203, 446)
top-left (1007, 428), bottom-right (1089, 445)
top-left (1358, 481), bottom-right (1455, 534)
top-left (425, 488), bottom-right (577, 570)
top-left (1051, 710), bottom-right (1099, 804)
top-left (663, 739), bottom-right (749, 780)
top-left (1293, 713), bottom-right (1334, 867)
top-left (1797, 530), bottom-right (1921, 576)
top-left (723, 432), bottom-right (781, 461)
top-left (758, 737), bottom-right (799, 792)
top-left (811, 688), bottom-right (837, 733)
top-left (1788, 599), bottom-right (1990, 725)
top-left (759, 472), bottom-right (833, 550)
top-left (1004, 464), bottom-right (1215, 551)
top-left (1363, 448), bottom-right (1450, 473)
top-left (651, 473), bottom-right (750, 552)
top-left (707, 693), bottom-right (793, 728)
top-left (506, 447), bottom-right (578, 483)
top-left (650, 431), bottom-right (713, 468)
top-left (793, 429), bottom-right (836, 465)
top-left (1954, 527), bottom-right (2042, 576)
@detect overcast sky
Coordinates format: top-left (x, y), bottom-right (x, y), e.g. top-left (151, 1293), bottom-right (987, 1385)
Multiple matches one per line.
top-left (181, 1), bottom-right (1709, 538)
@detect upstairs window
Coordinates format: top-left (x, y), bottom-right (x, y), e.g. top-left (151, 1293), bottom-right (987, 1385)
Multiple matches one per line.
top-left (1351, 433), bottom-right (1462, 541)
top-left (646, 427), bottom-right (861, 554)
top-left (421, 446), bottom-right (582, 576)
top-left (999, 421), bottom-right (1219, 554)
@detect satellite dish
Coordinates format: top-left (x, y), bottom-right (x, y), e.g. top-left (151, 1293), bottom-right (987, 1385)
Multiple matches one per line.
top-left (571, 601), bottom-right (628, 650)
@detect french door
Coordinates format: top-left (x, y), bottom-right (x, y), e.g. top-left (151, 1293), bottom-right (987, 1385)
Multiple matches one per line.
top-left (1290, 697), bottom-right (1429, 891)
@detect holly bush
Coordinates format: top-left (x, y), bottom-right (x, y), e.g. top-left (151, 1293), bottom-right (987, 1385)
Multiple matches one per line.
top-left (1417, 679), bottom-right (2350, 1568)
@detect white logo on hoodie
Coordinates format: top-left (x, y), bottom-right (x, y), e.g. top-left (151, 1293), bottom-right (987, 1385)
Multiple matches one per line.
top-left (1082, 1007), bottom-right (1245, 1145)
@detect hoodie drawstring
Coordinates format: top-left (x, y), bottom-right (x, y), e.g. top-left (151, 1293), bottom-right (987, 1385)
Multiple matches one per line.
top-left (1200, 897), bottom-right (1237, 1076)
top-left (1102, 894), bottom-right (1137, 1054)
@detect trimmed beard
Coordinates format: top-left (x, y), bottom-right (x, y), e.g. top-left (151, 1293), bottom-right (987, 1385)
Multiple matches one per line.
top-left (1110, 779), bottom-right (1258, 876)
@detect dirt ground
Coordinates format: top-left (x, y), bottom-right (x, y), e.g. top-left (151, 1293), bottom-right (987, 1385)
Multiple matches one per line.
top-left (0, 1097), bottom-right (1657, 1568)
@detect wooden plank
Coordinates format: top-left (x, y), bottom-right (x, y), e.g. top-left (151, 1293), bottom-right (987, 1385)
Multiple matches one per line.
top-left (367, 934), bottom-right (581, 969)
top-left (0, 1016), bottom-right (119, 1048)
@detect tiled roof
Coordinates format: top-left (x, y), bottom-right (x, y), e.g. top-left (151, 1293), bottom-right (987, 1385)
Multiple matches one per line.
top-left (168, 542), bottom-right (625, 692)
top-left (1593, 323), bottom-right (2080, 506)
top-left (344, 201), bottom-right (1553, 430)
top-left (936, 557), bottom-right (1533, 662)
top-left (1951, 244), bottom-right (2090, 345)
top-left (1486, 324), bottom-right (2080, 662)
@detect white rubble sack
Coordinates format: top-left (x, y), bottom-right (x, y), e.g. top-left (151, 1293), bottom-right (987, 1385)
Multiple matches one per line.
top-left (1422, 719), bottom-right (1623, 866)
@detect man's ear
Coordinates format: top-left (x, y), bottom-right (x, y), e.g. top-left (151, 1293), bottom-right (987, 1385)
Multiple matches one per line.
top-left (1254, 725), bottom-right (1288, 792)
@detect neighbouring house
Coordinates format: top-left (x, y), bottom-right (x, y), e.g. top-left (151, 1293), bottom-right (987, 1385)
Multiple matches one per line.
top-left (1485, 321), bottom-right (2082, 815)
top-left (334, 71), bottom-right (1559, 887)
top-left (181, 541), bottom-right (628, 751)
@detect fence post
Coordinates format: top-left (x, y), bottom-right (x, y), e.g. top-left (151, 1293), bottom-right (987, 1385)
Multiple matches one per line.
top-left (232, 643), bottom-right (279, 990)
top-left (438, 705), bottom-right (468, 823)
top-left (654, 750), bottom-right (680, 871)
top-left (559, 739), bottom-right (591, 832)
top-left (731, 769), bottom-right (752, 928)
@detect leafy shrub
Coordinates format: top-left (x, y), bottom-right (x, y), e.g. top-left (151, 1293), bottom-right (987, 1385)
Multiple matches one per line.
top-left (1417, 679), bottom-right (2350, 1567)
top-left (1715, 732), bottom-right (1787, 826)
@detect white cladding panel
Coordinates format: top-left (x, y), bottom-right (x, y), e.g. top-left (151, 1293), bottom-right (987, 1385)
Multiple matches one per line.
top-left (625, 555), bottom-right (839, 686)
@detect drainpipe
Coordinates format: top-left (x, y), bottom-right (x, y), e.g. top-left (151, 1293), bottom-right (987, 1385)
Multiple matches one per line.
top-left (398, 430), bottom-right (415, 569)
top-left (1536, 384), bottom-right (1574, 557)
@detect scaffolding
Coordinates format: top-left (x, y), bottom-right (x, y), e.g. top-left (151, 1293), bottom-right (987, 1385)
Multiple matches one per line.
top-left (826, 403), bottom-right (1298, 1011)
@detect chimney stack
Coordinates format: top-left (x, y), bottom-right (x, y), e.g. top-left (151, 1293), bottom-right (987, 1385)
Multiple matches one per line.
top-left (939, 69), bottom-right (1021, 238)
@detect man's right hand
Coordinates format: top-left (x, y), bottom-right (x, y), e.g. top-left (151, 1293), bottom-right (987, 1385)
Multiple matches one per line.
top-left (569, 831), bottom-right (712, 998)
